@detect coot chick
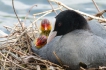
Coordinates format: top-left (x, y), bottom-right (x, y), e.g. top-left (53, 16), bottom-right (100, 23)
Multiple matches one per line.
top-left (34, 35), bottom-right (47, 49)
top-left (32, 10), bottom-right (106, 70)
top-left (33, 19), bottom-right (52, 49)
top-left (40, 19), bottom-right (52, 37)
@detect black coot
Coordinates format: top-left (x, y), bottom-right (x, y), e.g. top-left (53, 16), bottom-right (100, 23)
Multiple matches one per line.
top-left (32, 10), bottom-right (106, 70)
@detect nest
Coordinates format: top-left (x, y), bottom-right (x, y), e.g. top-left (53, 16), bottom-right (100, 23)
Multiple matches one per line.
top-left (0, 0), bottom-right (106, 70)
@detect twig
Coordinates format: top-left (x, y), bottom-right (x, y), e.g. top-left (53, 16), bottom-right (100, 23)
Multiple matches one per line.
top-left (7, 46), bottom-right (26, 56)
top-left (54, 0), bottom-right (63, 11)
top-left (87, 10), bottom-right (106, 21)
top-left (48, 0), bottom-right (58, 15)
top-left (57, 5), bottom-right (63, 11)
top-left (24, 56), bottom-right (63, 69)
top-left (92, 0), bottom-right (104, 18)
top-left (31, 7), bottom-right (62, 32)
top-left (33, 7), bottom-right (62, 16)
top-left (0, 36), bottom-right (7, 39)
top-left (26, 34), bottom-right (32, 54)
top-left (80, 67), bottom-right (86, 70)
top-left (12, 0), bottom-right (24, 30)
top-left (31, 11), bottom-right (51, 28)
top-left (0, 52), bottom-right (29, 70)
top-left (49, 0), bottom-right (106, 22)
top-left (0, 59), bottom-right (10, 62)
top-left (10, 22), bottom-right (19, 34)
top-left (13, 30), bottom-right (27, 45)
top-left (30, 21), bottom-right (40, 33)
top-left (92, 0), bottom-right (101, 12)
top-left (53, 51), bottom-right (63, 66)
top-left (24, 4), bottom-right (38, 33)
top-left (2, 50), bottom-right (22, 62)
top-left (3, 25), bottom-right (12, 32)
top-left (3, 49), bottom-right (10, 69)
top-left (24, 4), bottom-right (37, 22)
top-left (0, 37), bottom-right (16, 42)
top-left (36, 65), bottom-right (41, 70)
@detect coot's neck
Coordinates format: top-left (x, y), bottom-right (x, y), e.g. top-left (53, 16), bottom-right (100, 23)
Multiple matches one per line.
top-left (82, 22), bottom-right (91, 31)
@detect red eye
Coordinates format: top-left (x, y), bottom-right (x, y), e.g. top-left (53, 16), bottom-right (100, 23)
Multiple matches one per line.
top-left (58, 23), bottom-right (62, 26)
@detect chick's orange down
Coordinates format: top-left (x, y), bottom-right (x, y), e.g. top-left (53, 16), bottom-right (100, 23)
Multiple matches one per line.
top-left (34, 19), bottom-right (52, 49)
top-left (40, 19), bottom-right (52, 37)
top-left (34, 35), bottom-right (47, 49)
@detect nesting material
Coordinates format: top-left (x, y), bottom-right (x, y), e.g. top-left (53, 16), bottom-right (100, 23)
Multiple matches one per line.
top-left (0, 22), bottom-right (64, 70)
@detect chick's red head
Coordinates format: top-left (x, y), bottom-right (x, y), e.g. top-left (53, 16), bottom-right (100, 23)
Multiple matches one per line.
top-left (35, 35), bottom-right (47, 49)
top-left (41, 19), bottom-right (51, 32)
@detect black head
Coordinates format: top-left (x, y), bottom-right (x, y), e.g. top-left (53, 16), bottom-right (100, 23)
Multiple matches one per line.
top-left (53, 10), bottom-right (90, 36)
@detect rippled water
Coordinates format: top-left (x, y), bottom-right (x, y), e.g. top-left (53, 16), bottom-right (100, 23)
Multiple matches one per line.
top-left (0, 0), bottom-right (106, 33)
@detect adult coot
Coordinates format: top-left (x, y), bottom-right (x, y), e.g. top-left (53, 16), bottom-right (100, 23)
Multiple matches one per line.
top-left (32, 10), bottom-right (106, 70)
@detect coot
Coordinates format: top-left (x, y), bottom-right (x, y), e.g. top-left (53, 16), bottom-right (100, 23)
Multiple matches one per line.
top-left (32, 10), bottom-right (106, 70)
top-left (88, 20), bottom-right (106, 39)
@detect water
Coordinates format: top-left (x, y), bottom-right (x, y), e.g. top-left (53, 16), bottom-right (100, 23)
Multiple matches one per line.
top-left (0, 0), bottom-right (106, 34)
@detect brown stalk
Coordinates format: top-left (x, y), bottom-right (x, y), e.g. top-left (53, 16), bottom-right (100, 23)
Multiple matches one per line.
top-left (12, 0), bottom-right (24, 30)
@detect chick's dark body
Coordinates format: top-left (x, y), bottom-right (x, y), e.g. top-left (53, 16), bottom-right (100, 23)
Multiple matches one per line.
top-left (32, 10), bottom-right (106, 70)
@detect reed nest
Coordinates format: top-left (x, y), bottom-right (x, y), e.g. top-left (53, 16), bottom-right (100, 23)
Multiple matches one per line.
top-left (0, 0), bottom-right (106, 70)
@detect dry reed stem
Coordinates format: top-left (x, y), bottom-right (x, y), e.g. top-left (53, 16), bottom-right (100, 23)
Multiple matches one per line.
top-left (2, 50), bottom-right (22, 62)
top-left (31, 56), bottom-right (63, 69)
top-left (24, 4), bottom-right (37, 22)
top-left (54, 0), bottom-right (63, 11)
top-left (13, 30), bottom-right (27, 45)
top-left (0, 52), bottom-right (29, 70)
top-left (32, 11), bottom-right (51, 27)
top-left (92, 0), bottom-right (104, 18)
top-left (3, 49), bottom-right (10, 69)
top-left (25, 34), bottom-right (32, 54)
top-left (80, 67), bottom-right (86, 70)
top-left (49, 0), bottom-right (106, 22)
top-left (30, 56), bottom-right (60, 68)
top-left (48, 0), bottom-right (58, 15)
top-left (87, 10), bottom-right (106, 21)
top-left (36, 65), bottom-right (41, 70)
top-left (33, 7), bottom-right (62, 16)
top-left (3, 25), bottom-right (12, 32)
top-left (32, 7), bottom-right (62, 32)
top-left (12, 0), bottom-right (24, 30)
top-left (53, 51), bottom-right (63, 66)
top-left (7, 46), bottom-right (26, 56)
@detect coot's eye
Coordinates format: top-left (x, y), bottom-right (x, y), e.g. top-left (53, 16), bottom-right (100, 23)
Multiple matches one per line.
top-left (58, 23), bottom-right (62, 26)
